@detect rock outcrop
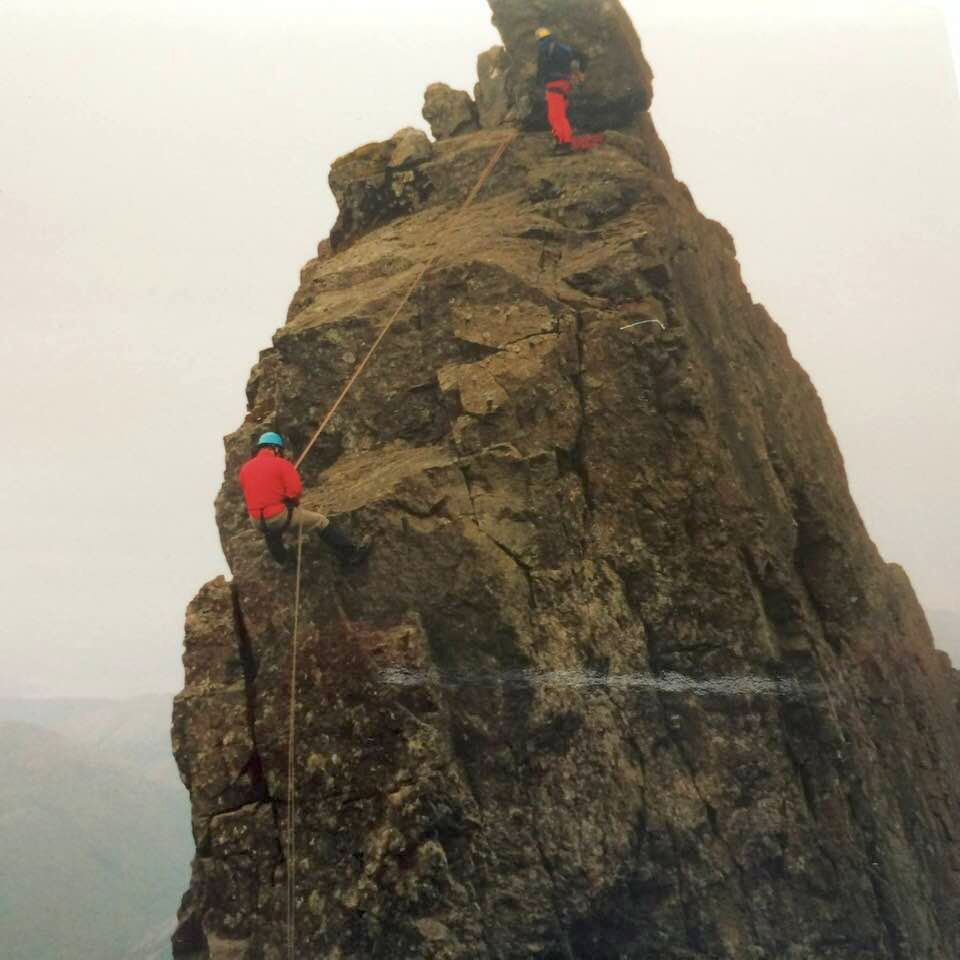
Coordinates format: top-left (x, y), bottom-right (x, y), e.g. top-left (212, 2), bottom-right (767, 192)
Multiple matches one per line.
top-left (327, 128), bottom-right (435, 251)
top-left (423, 84), bottom-right (480, 141)
top-left (475, 46), bottom-right (512, 129)
top-left (172, 2), bottom-right (960, 958)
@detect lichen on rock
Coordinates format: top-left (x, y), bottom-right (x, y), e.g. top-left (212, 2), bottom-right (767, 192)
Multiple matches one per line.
top-left (327, 127), bottom-right (436, 250)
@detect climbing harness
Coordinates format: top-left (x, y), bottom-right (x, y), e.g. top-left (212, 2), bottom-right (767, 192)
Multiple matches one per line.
top-left (259, 505), bottom-right (294, 564)
top-left (283, 130), bottom-right (517, 957)
top-left (258, 505), bottom-right (294, 533)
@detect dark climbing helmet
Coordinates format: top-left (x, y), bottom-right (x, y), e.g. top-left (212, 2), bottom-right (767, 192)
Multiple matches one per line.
top-left (257, 431), bottom-right (284, 448)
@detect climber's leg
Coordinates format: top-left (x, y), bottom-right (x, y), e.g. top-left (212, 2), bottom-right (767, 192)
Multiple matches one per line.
top-left (262, 529), bottom-right (289, 564)
top-left (251, 506), bottom-right (328, 565)
top-left (251, 508), bottom-right (297, 564)
top-left (319, 523), bottom-right (372, 567)
top-left (287, 506), bottom-right (330, 535)
top-left (545, 81), bottom-right (573, 145)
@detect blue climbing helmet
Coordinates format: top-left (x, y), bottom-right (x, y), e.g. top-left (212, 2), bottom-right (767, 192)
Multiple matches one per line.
top-left (257, 431), bottom-right (284, 448)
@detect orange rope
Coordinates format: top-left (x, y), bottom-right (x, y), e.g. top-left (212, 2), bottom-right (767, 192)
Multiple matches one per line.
top-left (294, 130), bottom-right (517, 470)
top-left (286, 521), bottom-right (304, 959)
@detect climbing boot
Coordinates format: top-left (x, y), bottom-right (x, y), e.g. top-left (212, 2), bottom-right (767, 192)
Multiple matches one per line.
top-left (262, 530), bottom-right (290, 565)
top-left (552, 142), bottom-right (573, 155)
top-left (319, 525), bottom-right (372, 567)
top-left (340, 535), bottom-right (373, 569)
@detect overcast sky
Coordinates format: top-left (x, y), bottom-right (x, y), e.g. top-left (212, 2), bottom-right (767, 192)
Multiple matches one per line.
top-left (1, 0), bottom-right (957, 698)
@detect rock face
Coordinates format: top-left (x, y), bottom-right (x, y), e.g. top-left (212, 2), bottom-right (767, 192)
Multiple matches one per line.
top-left (389, 128), bottom-right (435, 169)
top-left (172, 3), bottom-right (960, 959)
top-left (423, 83), bottom-right (480, 141)
top-left (327, 128), bottom-right (435, 251)
top-left (475, 46), bottom-right (512, 129)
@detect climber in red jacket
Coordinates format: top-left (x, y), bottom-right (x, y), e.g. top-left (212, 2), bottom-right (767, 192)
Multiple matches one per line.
top-left (239, 431), bottom-right (370, 566)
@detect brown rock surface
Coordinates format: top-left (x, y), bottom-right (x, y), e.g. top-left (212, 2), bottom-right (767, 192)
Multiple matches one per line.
top-left (475, 46), bottom-right (512, 129)
top-left (389, 128), bottom-right (435, 169)
top-left (327, 128), bottom-right (435, 251)
top-left (423, 83), bottom-right (480, 141)
top-left (172, 3), bottom-right (960, 958)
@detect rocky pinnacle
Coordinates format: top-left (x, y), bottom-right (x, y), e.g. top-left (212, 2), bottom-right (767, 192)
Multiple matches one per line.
top-left (171, 2), bottom-right (960, 957)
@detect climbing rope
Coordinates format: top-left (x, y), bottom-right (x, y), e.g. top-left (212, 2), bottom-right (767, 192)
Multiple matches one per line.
top-left (294, 129), bottom-right (518, 470)
top-left (286, 521), bottom-right (304, 960)
top-left (283, 129), bottom-right (517, 955)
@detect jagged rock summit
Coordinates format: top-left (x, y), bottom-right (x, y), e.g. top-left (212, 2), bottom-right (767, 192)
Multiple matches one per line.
top-left (172, 2), bottom-right (960, 958)
top-left (484, 0), bottom-right (654, 129)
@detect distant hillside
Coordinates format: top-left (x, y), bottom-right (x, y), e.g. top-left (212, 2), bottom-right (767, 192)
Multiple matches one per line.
top-left (0, 718), bottom-right (190, 960)
top-left (929, 609), bottom-right (960, 665)
top-left (121, 917), bottom-right (179, 960)
top-left (0, 693), bottom-right (181, 788)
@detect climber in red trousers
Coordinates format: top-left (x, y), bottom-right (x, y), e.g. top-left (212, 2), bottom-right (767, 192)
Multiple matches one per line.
top-left (239, 431), bottom-right (370, 566)
top-left (536, 27), bottom-right (589, 154)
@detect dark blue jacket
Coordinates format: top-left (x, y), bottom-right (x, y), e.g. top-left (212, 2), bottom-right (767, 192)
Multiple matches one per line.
top-left (536, 37), bottom-right (588, 85)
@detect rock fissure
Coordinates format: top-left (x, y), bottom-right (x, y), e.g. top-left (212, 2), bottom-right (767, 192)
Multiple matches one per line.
top-left (845, 790), bottom-right (903, 960)
top-left (231, 588), bottom-right (271, 803)
top-left (456, 463), bottom-right (481, 527)
top-left (642, 623), bottom-right (762, 948)
top-left (531, 827), bottom-right (578, 960)
top-left (483, 526), bottom-right (538, 609)
top-left (567, 310), bottom-right (595, 518)
top-left (502, 717), bottom-right (578, 960)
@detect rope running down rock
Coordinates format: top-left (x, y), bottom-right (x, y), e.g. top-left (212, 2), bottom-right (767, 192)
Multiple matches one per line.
top-left (293, 129), bottom-right (518, 470)
top-left (284, 129), bottom-right (518, 958)
top-left (286, 522), bottom-right (304, 960)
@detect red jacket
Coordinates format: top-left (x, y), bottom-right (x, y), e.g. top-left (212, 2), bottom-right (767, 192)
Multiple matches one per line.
top-left (239, 449), bottom-right (303, 520)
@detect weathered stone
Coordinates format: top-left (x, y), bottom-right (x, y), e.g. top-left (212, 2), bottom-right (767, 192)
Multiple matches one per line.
top-left (206, 935), bottom-right (252, 960)
top-left (388, 126), bottom-right (434, 169)
top-left (173, 8), bottom-right (960, 960)
top-left (485, 0), bottom-right (655, 131)
top-left (422, 82), bottom-right (479, 140)
top-left (475, 45), bottom-right (512, 128)
top-left (171, 577), bottom-right (263, 828)
top-left (327, 128), bottom-right (435, 249)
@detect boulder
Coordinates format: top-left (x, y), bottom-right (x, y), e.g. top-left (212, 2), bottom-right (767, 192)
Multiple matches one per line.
top-left (422, 82), bottom-right (479, 140)
top-left (387, 126), bottom-right (433, 168)
top-left (485, 0), bottom-right (655, 130)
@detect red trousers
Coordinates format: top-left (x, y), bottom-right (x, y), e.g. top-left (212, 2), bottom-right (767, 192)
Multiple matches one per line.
top-left (545, 80), bottom-right (573, 145)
